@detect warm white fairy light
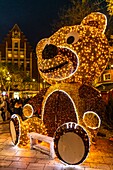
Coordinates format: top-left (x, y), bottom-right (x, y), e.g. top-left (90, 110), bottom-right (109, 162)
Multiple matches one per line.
top-left (41, 89), bottom-right (79, 123)
top-left (10, 12), bottom-right (109, 165)
top-left (10, 114), bottom-right (22, 146)
top-left (36, 12), bottom-right (109, 85)
top-left (10, 114), bottom-right (47, 147)
top-left (83, 111), bottom-right (101, 129)
top-left (54, 122), bottom-right (90, 165)
top-left (23, 104), bottom-right (34, 118)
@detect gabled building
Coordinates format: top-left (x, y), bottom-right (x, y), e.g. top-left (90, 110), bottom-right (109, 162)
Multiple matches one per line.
top-left (0, 24), bottom-right (33, 78)
top-left (0, 24), bottom-right (42, 98)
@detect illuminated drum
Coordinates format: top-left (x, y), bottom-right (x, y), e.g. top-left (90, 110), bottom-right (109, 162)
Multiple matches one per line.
top-left (54, 122), bottom-right (89, 165)
top-left (10, 114), bottom-right (22, 145)
top-left (23, 104), bottom-right (33, 118)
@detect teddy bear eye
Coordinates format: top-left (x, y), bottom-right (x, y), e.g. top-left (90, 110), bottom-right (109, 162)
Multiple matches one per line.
top-left (66, 31), bottom-right (79, 44)
top-left (67, 36), bottom-right (75, 44)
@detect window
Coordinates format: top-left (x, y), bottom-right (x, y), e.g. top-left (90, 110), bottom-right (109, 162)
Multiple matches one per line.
top-left (20, 51), bottom-right (24, 58)
top-left (14, 42), bottom-right (18, 48)
top-left (14, 50), bottom-right (18, 58)
top-left (20, 62), bottom-right (24, 70)
top-left (103, 73), bottom-right (111, 81)
top-left (26, 71), bottom-right (30, 77)
top-left (26, 63), bottom-right (30, 70)
top-left (8, 54), bottom-right (12, 58)
top-left (8, 51), bottom-right (12, 58)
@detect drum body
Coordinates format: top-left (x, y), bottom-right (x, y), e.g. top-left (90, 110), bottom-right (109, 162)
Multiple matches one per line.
top-left (10, 114), bottom-right (22, 145)
top-left (9, 112), bottom-right (47, 147)
top-left (54, 122), bottom-right (89, 165)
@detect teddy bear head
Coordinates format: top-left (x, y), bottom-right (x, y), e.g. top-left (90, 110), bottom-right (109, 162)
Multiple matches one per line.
top-left (36, 12), bottom-right (109, 85)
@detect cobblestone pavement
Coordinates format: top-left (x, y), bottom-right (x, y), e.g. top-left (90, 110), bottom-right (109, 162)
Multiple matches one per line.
top-left (0, 122), bottom-right (113, 170)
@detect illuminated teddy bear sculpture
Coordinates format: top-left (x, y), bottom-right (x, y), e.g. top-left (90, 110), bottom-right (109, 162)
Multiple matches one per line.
top-left (17, 12), bottom-right (109, 165)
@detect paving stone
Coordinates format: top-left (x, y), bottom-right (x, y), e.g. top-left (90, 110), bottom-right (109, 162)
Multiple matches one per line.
top-left (44, 165), bottom-right (54, 170)
top-left (15, 150), bottom-right (36, 157)
top-left (27, 163), bottom-right (45, 170)
top-left (19, 157), bottom-right (37, 163)
top-left (4, 156), bottom-right (20, 161)
top-left (36, 159), bottom-right (50, 164)
top-left (0, 123), bottom-right (113, 170)
top-left (0, 168), bottom-right (17, 170)
top-left (0, 155), bottom-right (5, 160)
top-left (0, 160), bottom-right (12, 167)
top-left (35, 152), bottom-right (50, 159)
top-left (9, 161), bottom-right (28, 169)
top-left (0, 148), bottom-right (18, 156)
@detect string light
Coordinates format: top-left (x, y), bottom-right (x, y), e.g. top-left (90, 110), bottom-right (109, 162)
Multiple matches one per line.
top-left (36, 12), bottom-right (109, 85)
top-left (10, 12), bottom-right (109, 165)
top-left (83, 111), bottom-right (101, 129)
top-left (10, 112), bottom-right (47, 147)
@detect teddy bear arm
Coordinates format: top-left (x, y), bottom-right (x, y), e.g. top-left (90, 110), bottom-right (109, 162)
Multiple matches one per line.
top-left (27, 87), bottom-right (49, 116)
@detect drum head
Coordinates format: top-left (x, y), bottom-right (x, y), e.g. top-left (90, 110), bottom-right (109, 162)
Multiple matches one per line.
top-left (83, 111), bottom-right (101, 129)
top-left (23, 104), bottom-right (33, 118)
top-left (54, 122), bottom-right (89, 165)
top-left (10, 114), bottom-right (21, 145)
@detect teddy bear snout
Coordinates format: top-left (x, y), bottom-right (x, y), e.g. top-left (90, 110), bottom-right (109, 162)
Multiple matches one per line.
top-left (42, 44), bottom-right (58, 59)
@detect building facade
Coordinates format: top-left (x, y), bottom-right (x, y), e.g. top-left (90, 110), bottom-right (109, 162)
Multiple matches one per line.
top-left (0, 24), bottom-right (45, 98)
top-left (94, 46), bottom-right (113, 104)
top-left (0, 24), bottom-right (33, 78)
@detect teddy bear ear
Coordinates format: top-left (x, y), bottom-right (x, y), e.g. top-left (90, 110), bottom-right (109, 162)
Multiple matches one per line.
top-left (81, 12), bottom-right (107, 33)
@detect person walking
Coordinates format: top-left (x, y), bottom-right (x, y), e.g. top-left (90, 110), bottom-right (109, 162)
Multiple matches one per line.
top-left (0, 97), bottom-right (7, 121)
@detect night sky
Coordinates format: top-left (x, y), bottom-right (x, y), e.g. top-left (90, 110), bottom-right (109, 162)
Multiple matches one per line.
top-left (0, 0), bottom-right (70, 49)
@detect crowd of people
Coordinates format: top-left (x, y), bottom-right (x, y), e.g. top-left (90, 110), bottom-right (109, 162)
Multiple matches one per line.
top-left (0, 96), bottom-right (30, 122)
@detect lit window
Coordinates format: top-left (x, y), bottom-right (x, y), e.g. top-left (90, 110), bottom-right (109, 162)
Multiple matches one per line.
top-left (20, 55), bottom-right (24, 58)
top-left (20, 51), bottom-right (24, 58)
top-left (103, 73), bottom-right (111, 81)
top-left (27, 71), bottom-right (30, 76)
top-left (8, 54), bottom-right (12, 58)
top-left (14, 51), bottom-right (18, 58)
top-left (14, 55), bottom-right (18, 58)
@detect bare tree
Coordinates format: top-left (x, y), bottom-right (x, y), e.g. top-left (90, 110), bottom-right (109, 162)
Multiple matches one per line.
top-left (52, 0), bottom-right (113, 40)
